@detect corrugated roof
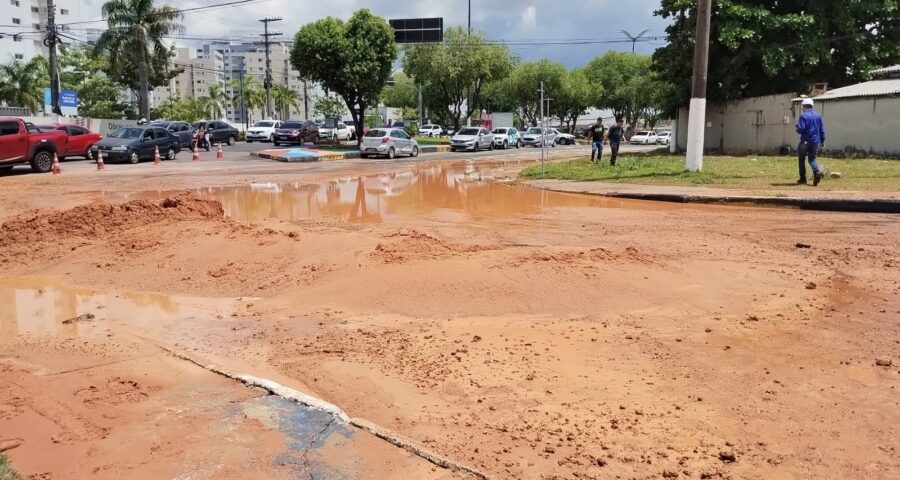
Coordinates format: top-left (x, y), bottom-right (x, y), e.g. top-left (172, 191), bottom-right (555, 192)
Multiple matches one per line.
top-left (810, 78), bottom-right (900, 102)
top-left (871, 64), bottom-right (900, 77)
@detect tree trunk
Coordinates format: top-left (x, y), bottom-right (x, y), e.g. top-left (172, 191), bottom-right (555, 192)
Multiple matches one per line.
top-left (138, 46), bottom-right (149, 119)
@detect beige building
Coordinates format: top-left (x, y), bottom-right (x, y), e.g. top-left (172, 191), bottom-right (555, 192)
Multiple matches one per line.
top-left (153, 47), bottom-right (226, 111)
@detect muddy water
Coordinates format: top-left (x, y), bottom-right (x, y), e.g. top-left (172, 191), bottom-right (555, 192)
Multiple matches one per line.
top-left (0, 276), bottom-right (237, 338)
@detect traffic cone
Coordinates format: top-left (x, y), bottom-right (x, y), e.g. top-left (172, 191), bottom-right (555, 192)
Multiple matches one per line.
top-left (51, 153), bottom-right (61, 175)
top-left (154, 145), bottom-right (162, 165)
top-left (192, 144), bottom-right (200, 162)
top-left (216, 144), bottom-right (224, 160)
top-left (96, 150), bottom-right (105, 171)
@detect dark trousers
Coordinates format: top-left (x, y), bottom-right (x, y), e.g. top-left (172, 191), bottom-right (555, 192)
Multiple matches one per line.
top-left (798, 141), bottom-right (821, 180)
top-left (610, 141), bottom-right (621, 165)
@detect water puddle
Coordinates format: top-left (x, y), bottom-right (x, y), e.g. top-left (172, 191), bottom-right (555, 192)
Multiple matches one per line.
top-left (0, 276), bottom-right (237, 338)
top-left (127, 164), bottom-right (676, 223)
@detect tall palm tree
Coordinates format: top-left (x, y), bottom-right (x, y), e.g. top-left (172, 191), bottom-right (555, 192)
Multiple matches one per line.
top-left (96, 0), bottom-right (182, 118)
top-left (206, 84), bottom-right (228, 120)
top-left (273, 84), bottom-right (300, 121)
top-left (230, 76), bottom-right (265, 123)
top-left (0, 57), bottom-right (49, 114)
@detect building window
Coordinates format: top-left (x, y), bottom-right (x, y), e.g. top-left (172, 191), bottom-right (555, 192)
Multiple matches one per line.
top-left (11, 0), bottom-right (19, 6)
top-left (14, 54), bottom-right (23, 59)
top-left (31, 6), bottom-right (38, 12)
top-left (13, 35), bottom-right (21, 42)
top-left (33, 23), bottom-right (40, 29)
top-left (60, 8), bottom-right (68, 14)
top-left (12, 18), bottom-right (21, 24)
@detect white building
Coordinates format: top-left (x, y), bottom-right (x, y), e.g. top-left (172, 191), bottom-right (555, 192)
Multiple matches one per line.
top-left (1, 0), bottom-right (97, 61)
top-left (152, 47), bottom-right (226, 110)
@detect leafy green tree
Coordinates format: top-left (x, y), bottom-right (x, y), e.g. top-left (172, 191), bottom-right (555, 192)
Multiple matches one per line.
top-left (272, 85), bottom-right (300, 121)
top-left (403, 27), bottom-right (513, 131)
top-left (654, 0), bottom-right (900, 113)
top-left (0, 57), bottom-right (49, 113)
top-left (290, 9), bottom-right (396, 144)
top-left (206, 84), bottom-right (228, 119)
top-left (381, 72), bottom-right (418, 109)
top-left (152, 97), bottom-right (205, 122)
top-left (552, 69), bottom-right (594, 133)
top-left (313, 94), bottom-right (345, 119)
top-left (95, 0), bottom-right (183, 118)
top-left (493, 60), bottom-right (566, 126)
top-left (584, 52), bottom-right (659, 129)
top-left (58, 45), bottom-right (127, 118)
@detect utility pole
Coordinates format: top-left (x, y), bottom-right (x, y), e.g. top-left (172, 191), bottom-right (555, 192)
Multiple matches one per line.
top-left (417, 85), bottom-right (423, 128)
top-left (302, 80), bottom-right (309, 119)
top-left (45, 0), bottom-right (61, 117)
top-left (538, 81), bottom-right (545, 176)
top-left (685, 0), bottom-right (712, 172)
top-left (238, 62), bottom-right (248, 131)
top-left (468, 0), bottom-right (471, 34)
top-left (259, 17), bottom-right (282, 120)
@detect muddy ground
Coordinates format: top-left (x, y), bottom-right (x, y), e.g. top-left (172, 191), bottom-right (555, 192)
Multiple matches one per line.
top-left (1, 156), bottom-right (898, 480)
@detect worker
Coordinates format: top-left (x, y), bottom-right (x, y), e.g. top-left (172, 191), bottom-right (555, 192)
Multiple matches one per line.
top-left (796, 97), bottom-right (826, 186)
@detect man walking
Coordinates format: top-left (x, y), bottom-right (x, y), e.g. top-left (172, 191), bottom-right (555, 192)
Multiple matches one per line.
top-left (796, 97), bottom-right (826, 186)
top-left (607, 117), bottom-right (625, 166)
top-left (588, 117), bottom-right (606, 164)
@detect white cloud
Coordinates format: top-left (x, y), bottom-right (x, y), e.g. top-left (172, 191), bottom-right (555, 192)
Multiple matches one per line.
top-left (520, 6), bottom-right (537, 30)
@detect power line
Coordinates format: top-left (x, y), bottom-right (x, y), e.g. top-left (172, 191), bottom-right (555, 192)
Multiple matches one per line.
top-left (58, 0), bottom-right (272, 27)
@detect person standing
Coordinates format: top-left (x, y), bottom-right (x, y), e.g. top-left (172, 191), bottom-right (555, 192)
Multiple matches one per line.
top-left (588, 117), bottom-right (606, 164)
top-left (607, 117), bottom-right (625, 166)
top-left (796, 97), bottom-right (826, 186)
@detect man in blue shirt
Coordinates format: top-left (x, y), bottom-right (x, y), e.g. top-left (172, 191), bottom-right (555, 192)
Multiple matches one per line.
top-left (796, 97), bottom-right (826, 186)
top-left (607, 118), bottom-right (626, 166)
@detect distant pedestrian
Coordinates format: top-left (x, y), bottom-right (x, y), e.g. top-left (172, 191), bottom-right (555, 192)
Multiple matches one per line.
top-left (588, 117), bottom-right (606, 164)
top-left (796, 97), bottom-right (826, 186)
top-left (606, 117), bottom-right (625, 166)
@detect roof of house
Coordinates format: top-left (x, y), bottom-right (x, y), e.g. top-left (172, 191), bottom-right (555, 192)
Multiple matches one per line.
top-left (871, 64), bottom-right (900, 77)
top-left (806, 78), bottom-right (900, 102)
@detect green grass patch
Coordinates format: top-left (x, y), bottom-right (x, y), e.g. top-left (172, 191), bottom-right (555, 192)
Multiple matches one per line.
top-left (520, 155), bottom-right (900, 192)
top-left (0, 454), bottom-right (22, 480)
top-left (413, 136), bottom-right (449, 146)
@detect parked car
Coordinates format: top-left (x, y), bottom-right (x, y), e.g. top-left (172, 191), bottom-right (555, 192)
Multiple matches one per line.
top-left (450, 127), bottom-right (494, 152)
top-left (91, 126), bottom-right (181, 164)
top-left (553, 129), bottom-right (577, 145)
top-left (360, 128), bottom-right (420, 159)
top-left (521, 127), bottom-right (557, 147)
top-left (491, 127), bottom-right (520, 149)
top-left (418, 124), bottom-right (444, 137)
top-left (318, 122), bottom-right (353, 142)
top-left (191, 120), bottom-right (239, 146)
top-left (656, 131), bottom-right (672, 145)
top-left (246, 120), bottom-right (282, 143)
top-left (39, 123), bottom-right (103, 159)
top-left (150, 121), bottom-right (193, 148)
top-left (273, 120), bottom-right (318, 146)
top-left (0, 118), bottom-right (69, 173)
top-left (444, 126), bottom-right (456, 136)
top-left (630, 131), bottom-right (659, 145)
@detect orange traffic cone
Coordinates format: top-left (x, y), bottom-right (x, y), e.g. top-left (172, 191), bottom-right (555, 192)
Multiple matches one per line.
top-left (154, 145), bottom-right (162, 165)
top-left (216, 144), bottom-right (224, 160)
top-left (51, 152), bottom-right (61, 175)
top-left (96, 150), bottom-right (105, 171)
top-left (192, 144), bottom-right (200, 162)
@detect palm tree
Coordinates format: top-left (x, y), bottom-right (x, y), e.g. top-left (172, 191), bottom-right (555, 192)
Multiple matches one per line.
top-left (230, 76), bottom-right (265, 123)
top-left (206, 84), bottom-right (228, 120)
top-left (96, 0), bottom-right (182, 118)
top-left (0, 57), bottom-right (49, 114)
top-left (273, 84), bottom-right (300, 121)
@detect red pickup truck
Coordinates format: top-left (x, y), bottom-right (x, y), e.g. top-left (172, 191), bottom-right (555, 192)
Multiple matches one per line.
top-left (0, 118), bottom-right (70, 173)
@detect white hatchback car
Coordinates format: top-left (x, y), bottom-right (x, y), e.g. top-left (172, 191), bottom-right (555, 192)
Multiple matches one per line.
top-left (630, 131), bottom-right (659, 145)
top-left (360, 128), bottom-right (420, 159)
top-left (418, 124), bottom-right (443, 137)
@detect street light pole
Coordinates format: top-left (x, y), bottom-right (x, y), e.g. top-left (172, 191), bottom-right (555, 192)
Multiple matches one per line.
top-left (685, 0), bottom-right (712, 172)
top-left (619, 29), bottom-right (650, 53)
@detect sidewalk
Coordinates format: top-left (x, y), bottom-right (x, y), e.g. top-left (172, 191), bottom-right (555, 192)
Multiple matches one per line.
top-left (523, 179), bottom-right (900, 213)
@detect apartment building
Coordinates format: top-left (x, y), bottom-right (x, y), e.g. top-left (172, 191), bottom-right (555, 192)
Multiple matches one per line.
top-left (153, 47), bottom-right (226, 107)
top-left (1, 0), bottom-right (94, 61)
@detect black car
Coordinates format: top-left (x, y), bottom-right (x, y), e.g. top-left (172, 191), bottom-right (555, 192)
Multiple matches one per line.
top-left (151, 121), bottom-right (193, 148)
top-left (273, 120), bottom-right (318, 146)
top-left (192, 120), bottom-right (239, 146)
top-left (92, 126), bottom-right (181, 164)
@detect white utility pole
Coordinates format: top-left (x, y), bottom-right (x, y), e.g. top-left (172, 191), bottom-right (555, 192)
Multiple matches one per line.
top-left (538, 81), bottom-right (545, 176)
top-left (685, 0), bottom-right (712, 172)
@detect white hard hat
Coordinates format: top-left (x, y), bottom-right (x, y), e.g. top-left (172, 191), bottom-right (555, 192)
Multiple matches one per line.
top-left (801, 98), bottom-right (814, 107)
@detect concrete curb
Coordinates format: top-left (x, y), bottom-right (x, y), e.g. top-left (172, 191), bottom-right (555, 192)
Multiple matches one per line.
top-left (251, 145), bottom-right (450, 163)
top-left (156, 344), bottom-right (490, 479)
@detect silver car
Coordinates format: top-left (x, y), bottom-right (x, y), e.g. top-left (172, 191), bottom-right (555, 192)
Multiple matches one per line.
top-left (521, 127), bottom-right (557, 147)
top-left (360, 128), bottom-right (420, 159)
top-left (450, 127), bottom-right (494, 152)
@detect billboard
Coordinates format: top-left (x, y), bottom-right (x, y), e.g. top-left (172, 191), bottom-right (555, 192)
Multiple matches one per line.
top-left (44, 88), bottom-right (78, 116)
top-left (389, 18), bottom-right (443, 43)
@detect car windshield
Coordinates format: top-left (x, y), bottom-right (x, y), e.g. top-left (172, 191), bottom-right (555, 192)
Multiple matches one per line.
top-left (254, 121), bottom-right (274, 127)
top-left (281, 122), bottom-right (303, 129)
top-left (492, 128), bottom-right (507, 134)
top-left (422, 125), bottom-right (435, 129)
top-left (152, 122), bottom-right (170, 128)
top-left (364, 130), bottom-right (387, 138)
top-left (457, 128), bottom-right (479, 136)
top-left (527, 128), bottom-right (543, 134)
top-left (108, 128), bottom-right (144, 139)
top-left (636, 131), bottom-right (651, 136)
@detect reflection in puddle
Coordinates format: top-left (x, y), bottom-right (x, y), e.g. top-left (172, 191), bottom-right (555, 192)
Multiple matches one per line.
top-left (133, 164), bottom-right (663, 223)
top-left (0, 277), bottom-right (236, 338)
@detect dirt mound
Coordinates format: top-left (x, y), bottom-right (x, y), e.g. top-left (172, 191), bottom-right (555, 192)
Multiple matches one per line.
top-left (510, 246), bottom-right (657, 267)
top-left (372, 229), bottom-right (499, 264)
top-left (0, 193), bottom-right (224, 248)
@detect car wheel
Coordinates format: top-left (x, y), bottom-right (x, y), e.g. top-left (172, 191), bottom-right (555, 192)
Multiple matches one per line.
top-left (489, 142), bottom-right (494, 151)
top-left (387, 147), bottom-right (395, 159)
top-left (166, 147), bottom-right (176, 160)
top-left (411, 146), bottom-right (419, 158)
top-left (247, 140), bottom-right (254, 143)
top-left (268, 134), bottom-right (274, 142)
top-left (30, 150), bottom-right (54, 173)
top-left (450, 148), bottom-right (456, 152)
top-left (503, 141), bottom-right (508, 149)
top-left (85, 145), bottom-right (95, 160)
top-left (361, 154), bottom-right (369, 159)
top-left (227, 136), bottom-right (236, 146)
top-left (129, 150), bottom-right (140, 164)
top-left (273, 141), bottom-right (280, 146)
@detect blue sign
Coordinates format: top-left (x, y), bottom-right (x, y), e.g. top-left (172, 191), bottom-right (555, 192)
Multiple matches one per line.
top-left (44, 88), bottom-right (78, 115)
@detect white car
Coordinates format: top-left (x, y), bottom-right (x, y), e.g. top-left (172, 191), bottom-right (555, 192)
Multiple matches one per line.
top-left (521, 127), bottom-right (557, 147)
top-left (318, 122), bottom-right (353, 142)
top-left (360, 128), bottom-right (420, 159)
top-left (245, 120), bottom-right (281, 143)
top-left (630, 131), bottom-right (659, 145)
top-left (450, 127), bottom-right (494, 152)
top-left (418, 124), bottom-right (443, 137)
top-left (656, 131), bottom-right (672, 145)
top-left (553, 129), bottom-right (576, 145)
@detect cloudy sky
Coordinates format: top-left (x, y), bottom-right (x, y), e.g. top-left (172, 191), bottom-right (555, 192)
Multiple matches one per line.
top-left (78, 0), bottom-right (670, 68)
